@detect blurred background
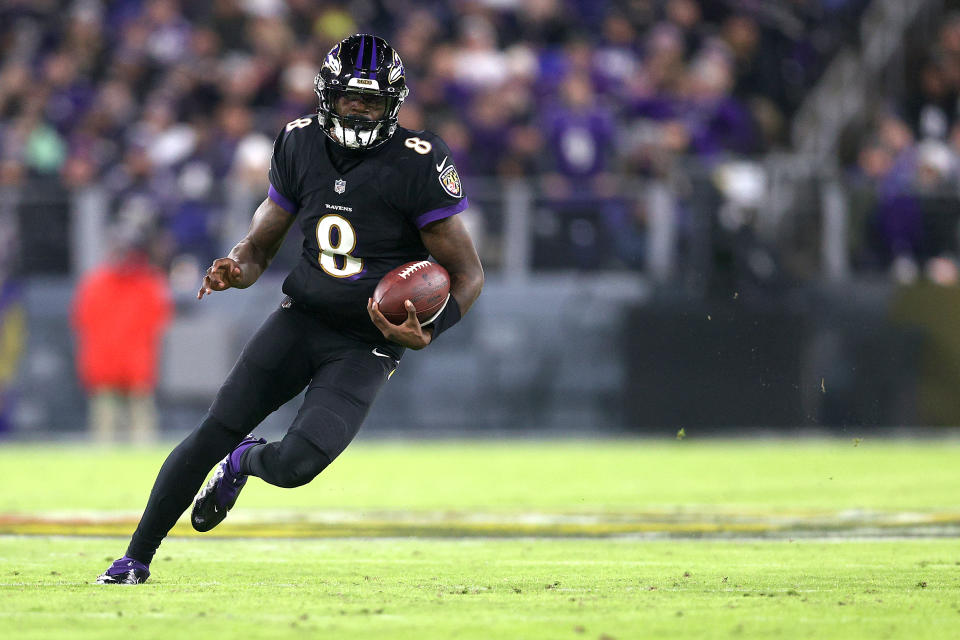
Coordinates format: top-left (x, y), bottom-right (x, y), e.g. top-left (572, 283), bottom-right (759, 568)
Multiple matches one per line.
top-left (2, 0), bottom-right (960, 442)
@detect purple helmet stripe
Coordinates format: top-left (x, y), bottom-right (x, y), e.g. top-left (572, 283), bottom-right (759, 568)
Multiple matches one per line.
top-left (356, 35), bottom-right (366, 71)
top-left (319, 33), bottom-right (406, 150)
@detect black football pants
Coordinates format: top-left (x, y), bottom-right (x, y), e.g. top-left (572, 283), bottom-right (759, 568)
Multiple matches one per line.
top-left (126, 303), bottom-right (399, 564)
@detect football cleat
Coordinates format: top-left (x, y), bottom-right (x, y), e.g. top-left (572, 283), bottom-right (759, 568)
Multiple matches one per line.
top-left (96, 556), bottom-right (150, 584)
top-left (191, 435), bottom-right (265, 532)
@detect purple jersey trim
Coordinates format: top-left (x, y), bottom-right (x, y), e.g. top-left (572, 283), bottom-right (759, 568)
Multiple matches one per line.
top-left (415, 197), bottom-right (469, 229)
top-left (344, 268), bottom-right (368, 281)
top-left (268, 183), bottom-right (298, 215)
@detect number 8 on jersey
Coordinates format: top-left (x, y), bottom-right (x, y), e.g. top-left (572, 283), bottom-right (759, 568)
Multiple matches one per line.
top-left (316, 214), bottom-right (362, 277)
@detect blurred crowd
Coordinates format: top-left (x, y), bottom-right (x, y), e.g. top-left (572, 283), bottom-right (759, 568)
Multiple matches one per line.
top-left (0, 0), bottom-right (869, 276)
top-left (848, 5), bottom-right (960, 282)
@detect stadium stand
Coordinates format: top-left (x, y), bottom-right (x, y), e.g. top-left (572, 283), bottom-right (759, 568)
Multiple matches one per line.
top-left (0, 0), bottom-right (874, 278)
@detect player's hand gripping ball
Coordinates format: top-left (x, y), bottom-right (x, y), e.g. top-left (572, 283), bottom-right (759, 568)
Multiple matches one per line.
top-left (372, 261), bottom-right (450, 325)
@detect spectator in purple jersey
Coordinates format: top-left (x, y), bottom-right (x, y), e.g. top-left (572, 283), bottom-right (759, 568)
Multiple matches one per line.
top-left (543, 72), bottom-right (616, 185)
top-left (681, 52), bottom-right (758, 159)
top-left (142, 0), bottom-right (194, 66)
top-left (466, 91), bottom-right (513, 177)
top-left (539, 70), bottom-right (622, 270)
top-left (41, 52), bottom-right (94, 136)
top-left (594, 14), bottom-right (643, 100)
top-left (628, 50), bottom-right (757, 167)
top-left (858, 115), bottom-right (924, 275)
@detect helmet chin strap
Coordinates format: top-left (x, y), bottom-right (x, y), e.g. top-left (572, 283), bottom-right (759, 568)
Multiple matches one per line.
top-left (332, 119), bottom-right (382, 149)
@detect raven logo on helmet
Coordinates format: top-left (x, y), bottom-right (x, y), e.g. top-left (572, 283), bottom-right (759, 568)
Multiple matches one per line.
top-left (314, 34), bottom-right (409, 150)
top-left (388, 49), bottom-right (404, 85)
top-left (322, 43), bottom-right (342, 76)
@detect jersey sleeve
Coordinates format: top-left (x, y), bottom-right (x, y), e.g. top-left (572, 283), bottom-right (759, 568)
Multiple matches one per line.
top-left (267, 123), bottom-right (303, 216)
top-left (407, 134), bottom-right (469, 229)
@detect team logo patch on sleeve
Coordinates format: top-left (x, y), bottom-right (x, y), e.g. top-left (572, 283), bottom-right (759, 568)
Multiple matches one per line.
top-left (438, 165), bottom-right (463, 198)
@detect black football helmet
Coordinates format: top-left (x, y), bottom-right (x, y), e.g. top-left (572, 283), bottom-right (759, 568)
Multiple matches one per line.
top-left (315, 34), bottom-right (409, 150)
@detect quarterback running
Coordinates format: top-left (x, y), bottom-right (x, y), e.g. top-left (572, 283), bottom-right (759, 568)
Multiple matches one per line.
top-left (97, 33), bottom-right (483, 585)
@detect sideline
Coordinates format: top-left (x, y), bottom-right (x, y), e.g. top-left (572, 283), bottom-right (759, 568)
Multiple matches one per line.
top-left (3, 509), bottom-right (959, 539)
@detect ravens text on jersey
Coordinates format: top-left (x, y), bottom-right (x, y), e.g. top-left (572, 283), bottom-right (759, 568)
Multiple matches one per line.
top-left (98, 34), bottom-right (484, 587)
top-left (267, 114), bottom-right (468, 344)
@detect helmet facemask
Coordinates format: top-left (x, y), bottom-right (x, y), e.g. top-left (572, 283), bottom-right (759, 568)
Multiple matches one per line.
top-left (316, 80), bottom-right (407, 150)
top-left (315, 35), bottom-right (410, 150)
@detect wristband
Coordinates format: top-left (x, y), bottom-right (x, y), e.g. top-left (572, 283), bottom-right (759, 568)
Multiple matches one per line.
top-left (427, 295), bottom-right (462, 339)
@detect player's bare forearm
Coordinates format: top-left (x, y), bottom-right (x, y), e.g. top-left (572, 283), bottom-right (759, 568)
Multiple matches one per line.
top-left (198, 198), bottom-right (295, 299)
top-left (367, 215), bottom-right (482, 349)
top-left (232, 198), bottom-right (295, 284)
top-left (420, 215), bottom-right (484, 315)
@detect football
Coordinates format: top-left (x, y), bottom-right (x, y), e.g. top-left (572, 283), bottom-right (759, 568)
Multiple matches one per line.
top-left (373, 260), bottom-right (451, 325)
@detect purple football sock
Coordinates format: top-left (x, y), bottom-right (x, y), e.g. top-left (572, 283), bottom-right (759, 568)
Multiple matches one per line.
top-left (229, 438), bottom-right (264, 475)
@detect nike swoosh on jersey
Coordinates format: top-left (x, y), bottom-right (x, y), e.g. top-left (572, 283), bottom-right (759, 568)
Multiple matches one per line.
top-left (372, 348), bottom-right (394, 359)
top-left (436, 156), bottom-right (448, 173)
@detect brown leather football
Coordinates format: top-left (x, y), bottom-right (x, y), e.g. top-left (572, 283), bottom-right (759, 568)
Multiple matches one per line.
top-left (372, 261), bottom-right (451, 325)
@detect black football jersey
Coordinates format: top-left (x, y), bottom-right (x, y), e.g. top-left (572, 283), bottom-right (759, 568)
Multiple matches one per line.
top-left (267, 114), bottom-right (468, 344)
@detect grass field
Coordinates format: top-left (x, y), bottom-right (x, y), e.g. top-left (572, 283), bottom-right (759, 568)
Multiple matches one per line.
top-left (1, 438), bottom-right (959, 639)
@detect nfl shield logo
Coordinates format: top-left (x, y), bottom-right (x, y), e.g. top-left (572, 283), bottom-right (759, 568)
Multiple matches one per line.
top-left (334, 179), bottom-right (346, 194)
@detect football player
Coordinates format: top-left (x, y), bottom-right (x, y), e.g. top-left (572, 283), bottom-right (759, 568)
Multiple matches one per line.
top-left (97, 34), bottom-right (483, 584)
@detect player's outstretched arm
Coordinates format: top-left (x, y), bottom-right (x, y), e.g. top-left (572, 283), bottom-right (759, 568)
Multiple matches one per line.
top-left (198, 197), bottom-right (295, 300)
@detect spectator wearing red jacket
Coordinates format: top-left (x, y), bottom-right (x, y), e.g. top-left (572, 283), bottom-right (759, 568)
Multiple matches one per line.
top-left (71, 230), bottom-right (172, 443)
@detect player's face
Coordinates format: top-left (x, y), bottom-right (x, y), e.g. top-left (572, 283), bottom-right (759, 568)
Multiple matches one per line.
top-left (335, 91), bottom-right (387, 120)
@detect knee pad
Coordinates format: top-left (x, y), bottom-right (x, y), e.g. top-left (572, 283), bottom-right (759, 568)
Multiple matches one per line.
top-left (272, 455), bottom-right (327, 488)
top-left (291, 404), bottom-right (356, 463)
top-left (267, 434), bottom-right (332, 488)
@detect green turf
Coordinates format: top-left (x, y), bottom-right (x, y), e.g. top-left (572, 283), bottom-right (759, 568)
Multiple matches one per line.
top-left (1, 536), bottom-right (959, 640)
top-left (2, 439), bottom-right (959, 513)
top-left (2, 438), bottom-right (959, 638)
